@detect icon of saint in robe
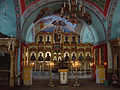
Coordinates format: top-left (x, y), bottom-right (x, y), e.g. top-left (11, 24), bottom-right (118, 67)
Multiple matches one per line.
top-left (38, 36), bottom-right (43, 43)
top-left (79, 53), bottom-right (84, 61)
top-left (64, 53), bottom-right (70, 61)
top-left (72, 53), bottom-right (76, 61)
top-left (30, 53), bottom-right (36, 61)
top-left (38, 53), bottom-right (44, 61)
top-left (86, 54), bottom-right (91, 61)
top-left (45, 53), bottom-right (50, 61)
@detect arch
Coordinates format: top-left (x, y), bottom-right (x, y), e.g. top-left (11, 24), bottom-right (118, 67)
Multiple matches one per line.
top-left (71, 52), bottom-right (77, 57)
top-left (64, 52), bottom-right (70, 58)
top-left (45, 52), bottom-right (51, 58)
top-left (38, 52), bottom-right (44, 57)
top-left (111, 0), bottom-right (120, 39)
top-left (21, 1), bottom-right (107, 45)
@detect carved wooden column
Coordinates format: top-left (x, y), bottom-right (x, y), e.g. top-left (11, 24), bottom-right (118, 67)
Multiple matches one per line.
top-left (110, 38), bottom-right (120, 79)
top-left (99, 48), bottom-right (101, 66)
top-left (36, 44), bottom-right (38, 70)
top-left (43, 51), bottom-right (45, 71)
top-left (9, 51), bottom-right (14, 87)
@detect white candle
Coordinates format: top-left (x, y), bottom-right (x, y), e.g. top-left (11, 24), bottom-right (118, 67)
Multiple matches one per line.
top-left (68, 0), bottom-right (70, 3)
top-left (83, 7), bottom-right (85, 14)
top-left (35, 62), bottom-right (36, 71)
top-left (76, 0), bottom-right (77, 4)
top-left (39, 65), bottom-right (41, 71)
top-left (61, 7), bottom-right (63, 14)
top-left (75, 14), bottom-right (77, 18)
top-left (68, 0), bottom-right (71, 11)
top-left (79, 4), bottom-right (81, 11)
top-left (69, 4), bottom-right (71, 11)
top-left (80, 1), bottom-right (82, 6)
top-left (64, 2), bottom-right (66, 7)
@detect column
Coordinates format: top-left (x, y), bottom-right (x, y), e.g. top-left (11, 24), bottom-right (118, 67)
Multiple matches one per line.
top-left (27, 48), bottom-right (29, 65)
top-left (107, 42), bottom-right (112, 69)
top-left (24, 47), bottom-right (26, 65)
top-left (99, 48), bottom-right (101, 66)
top-left (10, 51), bottom-right (14, 87)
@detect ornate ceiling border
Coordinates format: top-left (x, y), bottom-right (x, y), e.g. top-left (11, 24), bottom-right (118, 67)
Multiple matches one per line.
top-left (80, 21), bottom-right (95, 43)
top-left (20, 0), bottom-right (106, 21)
top-left (107, 0), bottom-right (118, 40)
top-left (85, 0), bottom-right (110, 18)
top-left (14, 0), bottom-right (21, 39)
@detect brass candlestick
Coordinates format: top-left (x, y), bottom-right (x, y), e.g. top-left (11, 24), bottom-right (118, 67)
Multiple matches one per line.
top-left (48, 62), bottom-right (54, 87)
top-left (74, 66), bottom-right (80, 87)
top-left (73, 61), bottom-right (80, 87)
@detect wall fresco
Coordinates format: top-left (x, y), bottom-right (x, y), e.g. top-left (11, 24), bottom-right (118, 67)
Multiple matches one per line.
top-left (25, 0), bottom-right (36, 8)
top-left (0, 0), bottom-right (16, 37)
top-left (89, 0), bottom-right (106, 11)
top-left (0, 0), bottom-right (8, 23)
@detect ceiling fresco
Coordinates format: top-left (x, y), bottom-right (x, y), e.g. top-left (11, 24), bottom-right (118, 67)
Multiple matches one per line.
top-left (25, 0), bottom-right (36, 8)
top-left (20, 0), bottom-right (110, 18)
top-left (0, 0), bottom-right (119, 45)
top-left (89, 0), bottom-right (106, 11)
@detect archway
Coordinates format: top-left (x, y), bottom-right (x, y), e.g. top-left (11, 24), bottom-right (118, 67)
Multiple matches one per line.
top-left (0, 50), bottom-right (11, 86)
top-left (20, 0), bottom-right (108, 87)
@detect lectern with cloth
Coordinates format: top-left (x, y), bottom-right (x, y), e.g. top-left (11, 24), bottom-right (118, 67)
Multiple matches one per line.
top-left (58, 60), bottom-right (69, 84)
top-left (58, 69), bottom-right (69, 84)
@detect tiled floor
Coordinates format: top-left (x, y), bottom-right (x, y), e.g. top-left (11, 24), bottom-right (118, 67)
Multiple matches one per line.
top-left (0, 79), bottom-right (120, 90)
top-left (0, 72), bottom-right (120, 90)
top-left (32, 71), bottom-right (92, 79)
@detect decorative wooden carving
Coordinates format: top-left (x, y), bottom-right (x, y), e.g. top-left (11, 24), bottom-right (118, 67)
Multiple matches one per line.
top-left (110, 38), bottom-right (120, 77)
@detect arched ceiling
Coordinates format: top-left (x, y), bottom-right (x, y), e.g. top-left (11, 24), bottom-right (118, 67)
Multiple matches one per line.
top-left (111, 0), bottom-right (120, 39)
top-left (21, 0), bottom-right (107, 44)
top-left (20, 0), bottom-right (110, 18)
top-left (0, 0), bottom-right (116, 45)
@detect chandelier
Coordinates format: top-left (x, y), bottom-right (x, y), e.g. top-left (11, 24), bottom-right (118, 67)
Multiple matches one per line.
top-left (60, 0), bottom-right (92, 25)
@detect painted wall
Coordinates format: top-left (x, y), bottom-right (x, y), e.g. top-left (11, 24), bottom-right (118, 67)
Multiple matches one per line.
top-left (82, 25), bottom-right (94, 43)
top-left (111, 1), bottom-right (120, 39)
top-left (0, 0), bottom-right (16, 37)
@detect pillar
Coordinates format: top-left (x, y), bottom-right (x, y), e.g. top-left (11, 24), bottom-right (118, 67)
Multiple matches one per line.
top-left (10, 51), bottom-right (14, 87)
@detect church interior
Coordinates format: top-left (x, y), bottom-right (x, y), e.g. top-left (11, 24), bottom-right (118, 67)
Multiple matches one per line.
top-left (0, 0), bottom-right (120, 90)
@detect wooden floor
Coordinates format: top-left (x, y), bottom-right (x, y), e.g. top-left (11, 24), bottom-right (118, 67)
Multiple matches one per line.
top-left (0, 79), bottom-right (120, 90)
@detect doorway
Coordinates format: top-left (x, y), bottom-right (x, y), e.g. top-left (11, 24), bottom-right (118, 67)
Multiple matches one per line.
top-left (0, 50), bottom-right (11, 86)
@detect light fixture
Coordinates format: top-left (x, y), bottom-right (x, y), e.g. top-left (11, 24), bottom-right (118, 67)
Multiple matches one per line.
top-left (61, 0), bottom-right (92, 25)
top-left (104, 62), bottom-right (107, 66)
